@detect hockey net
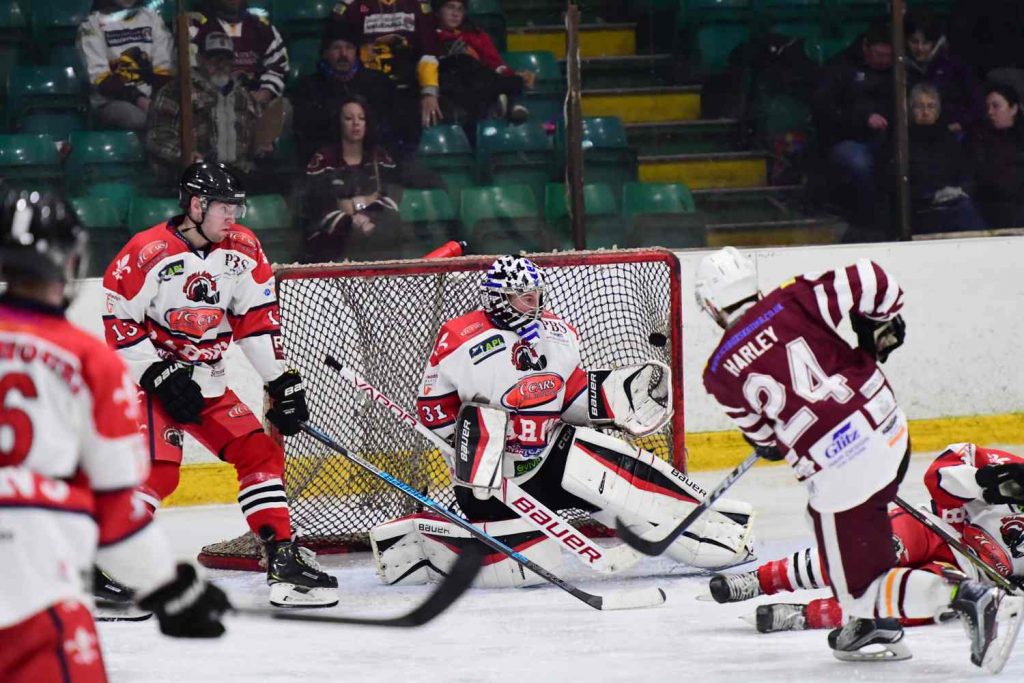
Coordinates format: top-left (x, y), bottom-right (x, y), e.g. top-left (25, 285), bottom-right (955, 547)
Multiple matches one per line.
top-left (198, 249), bottom-right (684, 570)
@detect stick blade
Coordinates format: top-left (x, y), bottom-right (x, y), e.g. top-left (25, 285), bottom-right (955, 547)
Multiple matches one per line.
top-left (615, 518), bottom-right (674, 556)
top-left (591, 587), bottom-right (667, 611)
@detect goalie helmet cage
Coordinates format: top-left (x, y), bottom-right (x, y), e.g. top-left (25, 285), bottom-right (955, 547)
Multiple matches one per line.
top-left (198, 249), bottom-right (684, 570)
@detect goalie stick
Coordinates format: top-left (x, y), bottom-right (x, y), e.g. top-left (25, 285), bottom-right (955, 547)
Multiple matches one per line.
top-left (616, 451), bottom-right (761, 556)
top-left (894, 496), bottom-right (1024, 594)
top-left (329, 360), bottom-right (650, 574)
top-left (300, 406), bottom-right (664, 611)
top-left (232, 544), bottom-right (483, 627)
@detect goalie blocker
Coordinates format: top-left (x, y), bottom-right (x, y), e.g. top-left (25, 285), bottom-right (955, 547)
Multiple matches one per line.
top-left (372, 407), bottom-right (755, 586)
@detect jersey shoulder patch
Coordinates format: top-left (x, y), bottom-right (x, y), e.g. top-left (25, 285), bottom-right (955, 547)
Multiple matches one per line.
top-left (221, 226), bottom-right (262, 261)
top-left (103, 224), bottom-right (180, 295)
top-left (428, 310), bottom-right (494, 366)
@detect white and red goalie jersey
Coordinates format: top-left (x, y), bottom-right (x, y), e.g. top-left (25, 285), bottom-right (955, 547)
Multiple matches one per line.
top-left (924, 442), bottom-right (1024, 578)
top-left (0, 300), bottom-right (176, 628)
top-left (102, 219), bottom-right (288, 396)
top-left (416, 310), bottom-right (589, 463)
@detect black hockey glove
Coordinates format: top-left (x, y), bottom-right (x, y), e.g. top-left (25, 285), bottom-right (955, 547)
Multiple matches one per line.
top-left (140, 360), bottom-right (204, 424)
top-left (851, 313), bottom-right (906, 364)
top-left (975, 464), bottom-right (1024, 505)
top-left (266, 369), bottom-right (309, 436)
top-left (137, 563), bottom-right (229, 638)
top-left (744, 435), bottom-right (785, 461)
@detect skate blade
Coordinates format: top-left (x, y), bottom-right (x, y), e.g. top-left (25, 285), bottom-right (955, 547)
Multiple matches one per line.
top-left (832, 640), bottom-right (912, 663)
top-left (269, 583), bottom-right (339, 608)
top-left (982, 595), bottom-right (1024, 674)
top-left (94, 604), bottom-right (153, 622)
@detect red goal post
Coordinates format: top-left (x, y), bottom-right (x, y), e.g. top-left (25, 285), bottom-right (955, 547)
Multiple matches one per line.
top-left (198, 248), bottom-right (684, 570)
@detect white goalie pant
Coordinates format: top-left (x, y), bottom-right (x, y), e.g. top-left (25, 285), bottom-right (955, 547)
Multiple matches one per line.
top-left (369, 512), bottom-right (562, 588)
top-left (559, 426), bottom-right (756, 569)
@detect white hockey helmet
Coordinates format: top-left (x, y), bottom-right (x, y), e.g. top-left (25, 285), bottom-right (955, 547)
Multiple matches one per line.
top-left (694, 247), bottom-right (759, 328)
top-left (480, 255), bottom-right (545, 330)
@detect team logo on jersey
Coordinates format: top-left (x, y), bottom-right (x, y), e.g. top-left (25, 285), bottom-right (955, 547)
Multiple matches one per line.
top-left (111, 253), bottom-right (132, 281)
top-left (165, 307), bottom-right (225, 337)
top-left (511, 339), bottom-right (547, 371)
top-left (224, 252), bottom-right (250, 277)
top-left (162, 427), bottom-right (184, 448)
top-left (183, 272), bottom-right (220, 304)
top-left (226, 231), bottom-right (260, 260)
top-left (227, 403), bottom-right (252, 418)
top-left (824, 422), bottom-right (862, 459)
top-left (460, 321), bottom-right (484, 338)
top-left (137, 240), bottom-right (168, 272)
top-left (469, 334), bottom-right (505, 364)
top-left (1000, 516), bottom-right (1024, 559)
top-left (157, 259), bottom-right (184, 282)
top-left (962, 523), bottom-right (1013, 576)
top-left (501, 372), bottom-right (564, 410)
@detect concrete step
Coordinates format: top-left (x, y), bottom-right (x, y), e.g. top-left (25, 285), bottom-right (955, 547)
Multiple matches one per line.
top-left (507, 23), bottom-right (636, 59)
top-left (581, 86), bottom-right (701, 123)
top-left (626, 119), bottom-right (741, 155)
top-left (639, 151), bottom-right (768, 189)
top-left (566, 54), bottom-right (676, 89)
top-left (694, 186), bottom-right (845, 244)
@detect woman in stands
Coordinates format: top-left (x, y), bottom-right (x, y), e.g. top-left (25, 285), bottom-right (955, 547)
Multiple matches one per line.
top-left (968, 83), bottom-right (1024, 228)
top-left (434, 0), bottom-right (535, 133)
top-left (904, 10), bottom-right (979, 134)
top-left (301, 95), bottom-right (443, 262)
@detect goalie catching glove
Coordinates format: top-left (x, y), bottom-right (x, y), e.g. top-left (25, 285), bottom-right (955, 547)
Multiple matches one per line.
top-left (976, 463), bottom-right (1024, 504)
top-left (588, 361), bottom-right (673, 437)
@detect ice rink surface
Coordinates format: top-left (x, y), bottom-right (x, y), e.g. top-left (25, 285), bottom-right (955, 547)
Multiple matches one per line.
top-left (99, 448), bottom-right (1024, 682)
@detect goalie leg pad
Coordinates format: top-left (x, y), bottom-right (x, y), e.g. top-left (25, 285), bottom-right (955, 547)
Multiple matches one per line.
top-left (561, 426), bottom-right (756, 569)
top-left (452, 402), bottom-right (508, 500)
top-left (369, 513), bottom-right (561, 588)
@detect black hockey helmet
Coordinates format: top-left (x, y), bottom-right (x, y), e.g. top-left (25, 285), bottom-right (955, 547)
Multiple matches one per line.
top-left (0, 185), bottom-right (89, 286)
top-left (178, 161), bottom-right (246, 215)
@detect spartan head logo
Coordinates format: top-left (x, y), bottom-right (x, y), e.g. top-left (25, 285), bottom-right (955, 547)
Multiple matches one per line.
top-left (1000, 516), bottom-right (1024, 559)
top-left (183, 271), bottom-right (220, 304)
top-left (511, 339), bottom-right (547, 372)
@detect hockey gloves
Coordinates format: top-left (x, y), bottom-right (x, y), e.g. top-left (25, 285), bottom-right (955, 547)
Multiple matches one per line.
top-left (266, 369), bottom-right (309, 436)
top-left (976, 463), bottom-right (1024, 504)
top-left (138, 563), bottom-right (229, 638)
top-left (744, 435), bottom-right (785, 461)
top-left (140, 360), bottom-right (205, 424)
top-left (851, 314), bottom-right (906, 364)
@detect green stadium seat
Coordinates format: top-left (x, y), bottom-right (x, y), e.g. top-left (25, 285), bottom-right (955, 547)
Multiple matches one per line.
top-left (554, 117), bottom-right (636, 205)
top-left (271, 0), bottom-right (333, 40)
top-left (7, 65), bottom-right (84, 125)
top-left (477, 120), bottom-right (554, 208)
top-left (72, 196), bottom-right (129, 277)
top-left (0, 134), bottom-right (62, 190)
top-left (696, 23), bottom-right (751, 72)
top-left (82, 182), bottom-right (134, 221)
top-left (286, 37), bottom-right (321, 87)
top-left (17, 111), bottom-right (87, 139)
top-left (501, 51), bottom-right (561, 92)
top-left (244, 194), bottom-right (293, 231)
top-left (543, 182), bottom-right (623, 248)
top-left (468, 0), bottom-right (507, 52)
top-left (460, 185), bottom-right (550, 253)
top-left (398, 188), bottom-right (462, 257)
top-left (622, 181), bottom-right (705, 248)
top-left (71, 196), bottom-right (122, 230)
top-left (128, 196), bottom-right (180, 231)
top-left (30, 0), bottom-right (91, 51)
top-left (418, 124), bottom-right (477, 199)
top-left (682, 0), bottom-right (752, 23)
top-left (66, 131), bottom-right (146, 194)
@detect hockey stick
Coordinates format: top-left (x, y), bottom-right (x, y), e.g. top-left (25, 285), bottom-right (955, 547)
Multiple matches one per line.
top-left (894, 496), bottom-right (1024, 594)
top-left (616, 451), bottom-right (761, 556)
top-left (299, 416), bottom-right (664, 611)
top-left (329, 360), bottom-right (648, 574)
top-left (232, 544), bottom-right (483, 627)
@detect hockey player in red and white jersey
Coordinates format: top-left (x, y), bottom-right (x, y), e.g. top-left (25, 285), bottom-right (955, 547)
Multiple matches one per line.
top-left (695, 246), bottom-right (1023, 671)
top-left (0, 188), bottom-right (228, 683)
top-left (711, 443), bottom-right (1024, 636)
top-left (369, 255), bottom-right (757, 588)
top-left (102, 162), bottom-right (337, 607)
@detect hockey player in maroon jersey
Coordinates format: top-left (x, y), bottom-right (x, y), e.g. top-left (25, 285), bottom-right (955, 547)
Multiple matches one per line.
top-left (713, 442), bottom-right (1024, 633)
top-left (696, 247), bottom-right (1023, 671)
top-left (370, 255), bottom-right (757, 588)
top-left (102, 162), bottom-right (338, 607)
top-left (0, 187), bottom-right (228, 683)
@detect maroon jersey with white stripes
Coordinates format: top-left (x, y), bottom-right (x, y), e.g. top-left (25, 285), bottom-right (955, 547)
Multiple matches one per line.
top-left (190, 11), bottom-right (289, 97)
top-left (703, 260), bottom-right (905, 483)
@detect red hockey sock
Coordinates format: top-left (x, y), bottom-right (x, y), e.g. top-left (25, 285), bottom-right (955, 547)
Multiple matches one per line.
top-left (805, 597), bottom-right (844, 629)
top-left (223, 432), bottom-right (291, 541)
top-left (758, 558), bottom-right (794, 595)
top-left (136, 461), bottom-right (181, 513)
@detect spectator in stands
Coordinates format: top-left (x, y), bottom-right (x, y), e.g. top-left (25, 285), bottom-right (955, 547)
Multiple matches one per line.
top-left (146, 33), bottom-right (270, 189)
top-left (191, 0), bottom-right (288, 106)
top-left (329, 0), bottom-right (443, 157)
top-left (905, 10), bottom-right (979, 134)
top-left (900, 83), bottom-right (987, 234)
top-left (291, 22), bottom-right (399, 164)
top-left (948, 0), bottom-right (1024, 80)
top-left (435, 0), bottom-right (534, 130)
top-left (967, 83), bottom-right (1024, 228)
top-left (301, 95), bottom-right (445, 262)
top-left (812, 23), bottom-right (895, 241)
top-left (77, 0), bottom-right (174, 131)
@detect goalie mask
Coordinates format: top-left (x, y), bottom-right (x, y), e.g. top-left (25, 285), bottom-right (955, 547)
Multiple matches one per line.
top-left (694, 246), bottom-right (759, 328)
top-left (480, 255), bottom-right (545, 333)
